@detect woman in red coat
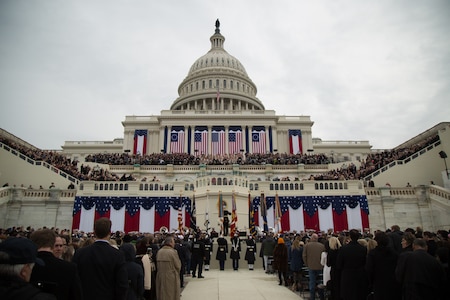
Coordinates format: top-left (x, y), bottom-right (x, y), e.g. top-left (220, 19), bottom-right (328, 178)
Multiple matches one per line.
top-left (273, 237), bottom-right (289, 286)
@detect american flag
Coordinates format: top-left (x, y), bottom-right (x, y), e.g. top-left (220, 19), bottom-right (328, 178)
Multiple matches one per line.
top-left (211, 130), bottom-right (225, 155)
top-left (228, 129), bottom-right (242, 154)
top-left (288, 129), bottom-right (303, 154)
top-left (194, 130), bottom-right (208, 155)
top-left (252, 130), bottom-right (266, 154)
top-left (274, 193), bottom-right (282, 233)
top-left (170, 130), bottom-right (185, 153)
top-left (133, 130), bottom-right (147, 155)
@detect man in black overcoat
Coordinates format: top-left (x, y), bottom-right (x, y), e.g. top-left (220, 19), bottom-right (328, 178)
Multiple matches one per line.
top-left (30, 229), bottom-right (83, 300)
top-left (336, 229), bottom-right (368, 300)
top-left (73, 217), bottom-right (129, 300)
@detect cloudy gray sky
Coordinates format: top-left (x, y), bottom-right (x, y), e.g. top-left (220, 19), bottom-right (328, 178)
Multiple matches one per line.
top-left (1, 1), bottom-right (449, 150)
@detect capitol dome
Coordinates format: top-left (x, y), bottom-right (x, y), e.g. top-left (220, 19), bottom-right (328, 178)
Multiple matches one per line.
top-left (170, 20), bottom-right (264, 111)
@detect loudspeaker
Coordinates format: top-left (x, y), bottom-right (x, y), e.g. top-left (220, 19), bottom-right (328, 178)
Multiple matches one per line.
top-left (439, 151), bottom-right (447, 159)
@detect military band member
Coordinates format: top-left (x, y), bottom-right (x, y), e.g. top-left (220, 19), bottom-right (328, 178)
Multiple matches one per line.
top-left (216, 234), bottom-right (228, 270)
top-left (245, 235), bottom-right (257, 270)
top-left (230, 233), bottom-right (241, 271)
top-left (203, 234), bottom-right (213, 271)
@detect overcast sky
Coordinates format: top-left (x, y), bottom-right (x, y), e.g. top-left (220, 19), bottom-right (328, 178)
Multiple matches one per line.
top-left (1, 1), bottom-right (449, 150)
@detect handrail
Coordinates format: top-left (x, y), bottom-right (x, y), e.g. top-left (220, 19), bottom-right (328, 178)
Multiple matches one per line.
top-left (363, 140), bottom-right (441, 181)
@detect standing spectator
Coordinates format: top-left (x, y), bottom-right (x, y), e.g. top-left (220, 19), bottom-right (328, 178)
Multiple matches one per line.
top-left (30, 229), bottom-right (83, 300)
top-left (289, 237), bottom-right (304, 291)
top-left (230, 233), bottom-right (241, 271)
top-left (396, 238), bottom-right (447, 300)
top-left (423, 231), bottom-right (438, 257)
top-left (190, 235), bottom-right (205, 278)
top-left (174, 236), bottom-right (188, 288)
top-left (156, 236), bottom-right (181, 300)
top-left (321, 239), bottom-right (331, 288)
top-left (326, 236), bottom-right (342, 300)
top-left (52, 235), bottom-right (65, 259)
top-left (302, 233), bottom-right (325, 300)
top-left (336, 229), bottom-right (368, 300)
top-left (273, 237), bottom-right (289, 286)
top-left (216, 234), bottom-right (228, 270)
top-left (120, 243), bottom-right (144, 300)
top-left (262, 232), bottom-right (277, 273)
top-left (135, 238), bottom-right (156, 300)
top-left (388, 225), bottom-right (403, 254)
top-left (0, 237), bottom-right (56, 299)
top-left (244, 235), bottom-right (257, 270)
top-left (400, 232), bottom-right (415, 252)
top-left (365, 231), bottom-right (401, 300)
top-left (73, 217), bottom-right (129, 300)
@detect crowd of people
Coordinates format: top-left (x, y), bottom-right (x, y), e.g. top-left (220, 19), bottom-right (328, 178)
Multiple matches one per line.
top-left (1, 222), bottom-right (449, 299)
top-left (0, 132), bottom-right (441, 185)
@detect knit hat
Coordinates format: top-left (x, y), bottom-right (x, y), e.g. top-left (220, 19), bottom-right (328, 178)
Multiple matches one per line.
top-left (277, 237), bottom-right (284, 244)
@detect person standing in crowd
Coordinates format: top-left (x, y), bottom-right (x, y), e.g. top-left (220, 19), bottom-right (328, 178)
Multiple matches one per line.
top-left (273, 237), bottom-right (289, 286)
top-left (388, 225), bottom-right (403, 254)
top-left (262, 232), bottom-right (277, 273)
top-left (320, 239), bottom-right (331, 289)
top-left (289, 236), bottom-right (304, 292)
top-left (174, 235), bottom-right (188, 288)
top-left (190, 234), bottom-right (205, 278)
top-left (203, 234), bottom-right (213, 271)
top-left (156, 236), bottom-right (181, 300)
top-left (365, 231), bottom-right (401, 300)
top-left (303, 233), bottom-right (325, 300)
top-left (120, 243), bottom-right (144, 300)
top-left (52, 235), bottom-right (66, 259)
top-left (326, 236), bottom-right (342, 300)
top-left (230, 232), bottom-right (241, 271)
top-left (216, 234), bottom-right (228, 270)
top-left (396, 238), bottom-right (447, 300)
top-left (30, 229), bottom-right (82, 300)
top-left (245, 235), bottom-right (257, 270)
top-left (135, 237), bottom-right (156, 300)
top-left (0, 237), bottom-right (56, 299)
top-left (73, 217), bottom-right (129, 300)
top-left (336, 229), bottom-right (368, 300)
top-left (400, 232), bottom-right (415, 252)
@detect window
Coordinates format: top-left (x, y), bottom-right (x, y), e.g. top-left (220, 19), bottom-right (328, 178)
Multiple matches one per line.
top-left (209, 80), bottom-right (212, 88)
top-left (223, 80), bottom-right (226, 89)
top-left (202, 81), bottom-right (205, 89)
top-left (230, 81), bottom-right (234, 89)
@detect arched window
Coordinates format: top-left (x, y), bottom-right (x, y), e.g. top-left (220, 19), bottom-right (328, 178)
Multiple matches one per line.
top-left (223, 80), bottom-right (227, 89)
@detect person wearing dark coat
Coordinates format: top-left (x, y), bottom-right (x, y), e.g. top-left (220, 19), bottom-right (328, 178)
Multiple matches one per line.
top-left (230, 233), bottom-right (241, 270)
top-left (273, 237), bottom-right (289, 286)
top-left (0, 237), bottom-right (56, 300)
top-left (29, 229), bottom-right (83, 300)
top-left (72, 218), bottom-right (129, 300)
top-left (336, 229), bottom-right (368, 300)
top-left (326, 236), bottom-right (342, 300)
top-left (190, 235), bottom-right (205, 278)
top-left (216, 235), bottom-right (228, 270)
top-left (396, 238), bottom-right (447, 300)
top-left (388, 225), bottom-right (403, 254)
top-left (289, 237), bottom-right (304, 291)
top-left (174, 236), bottom-right (189, 288)
top-left (244, 235), bottom-right (257, 270)
top-left (203, 234), bottom-right (213, 271)
top-left (365, 231), bottom-right (401, 300)
top-left (120, 243), bottom-right (144, 300)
